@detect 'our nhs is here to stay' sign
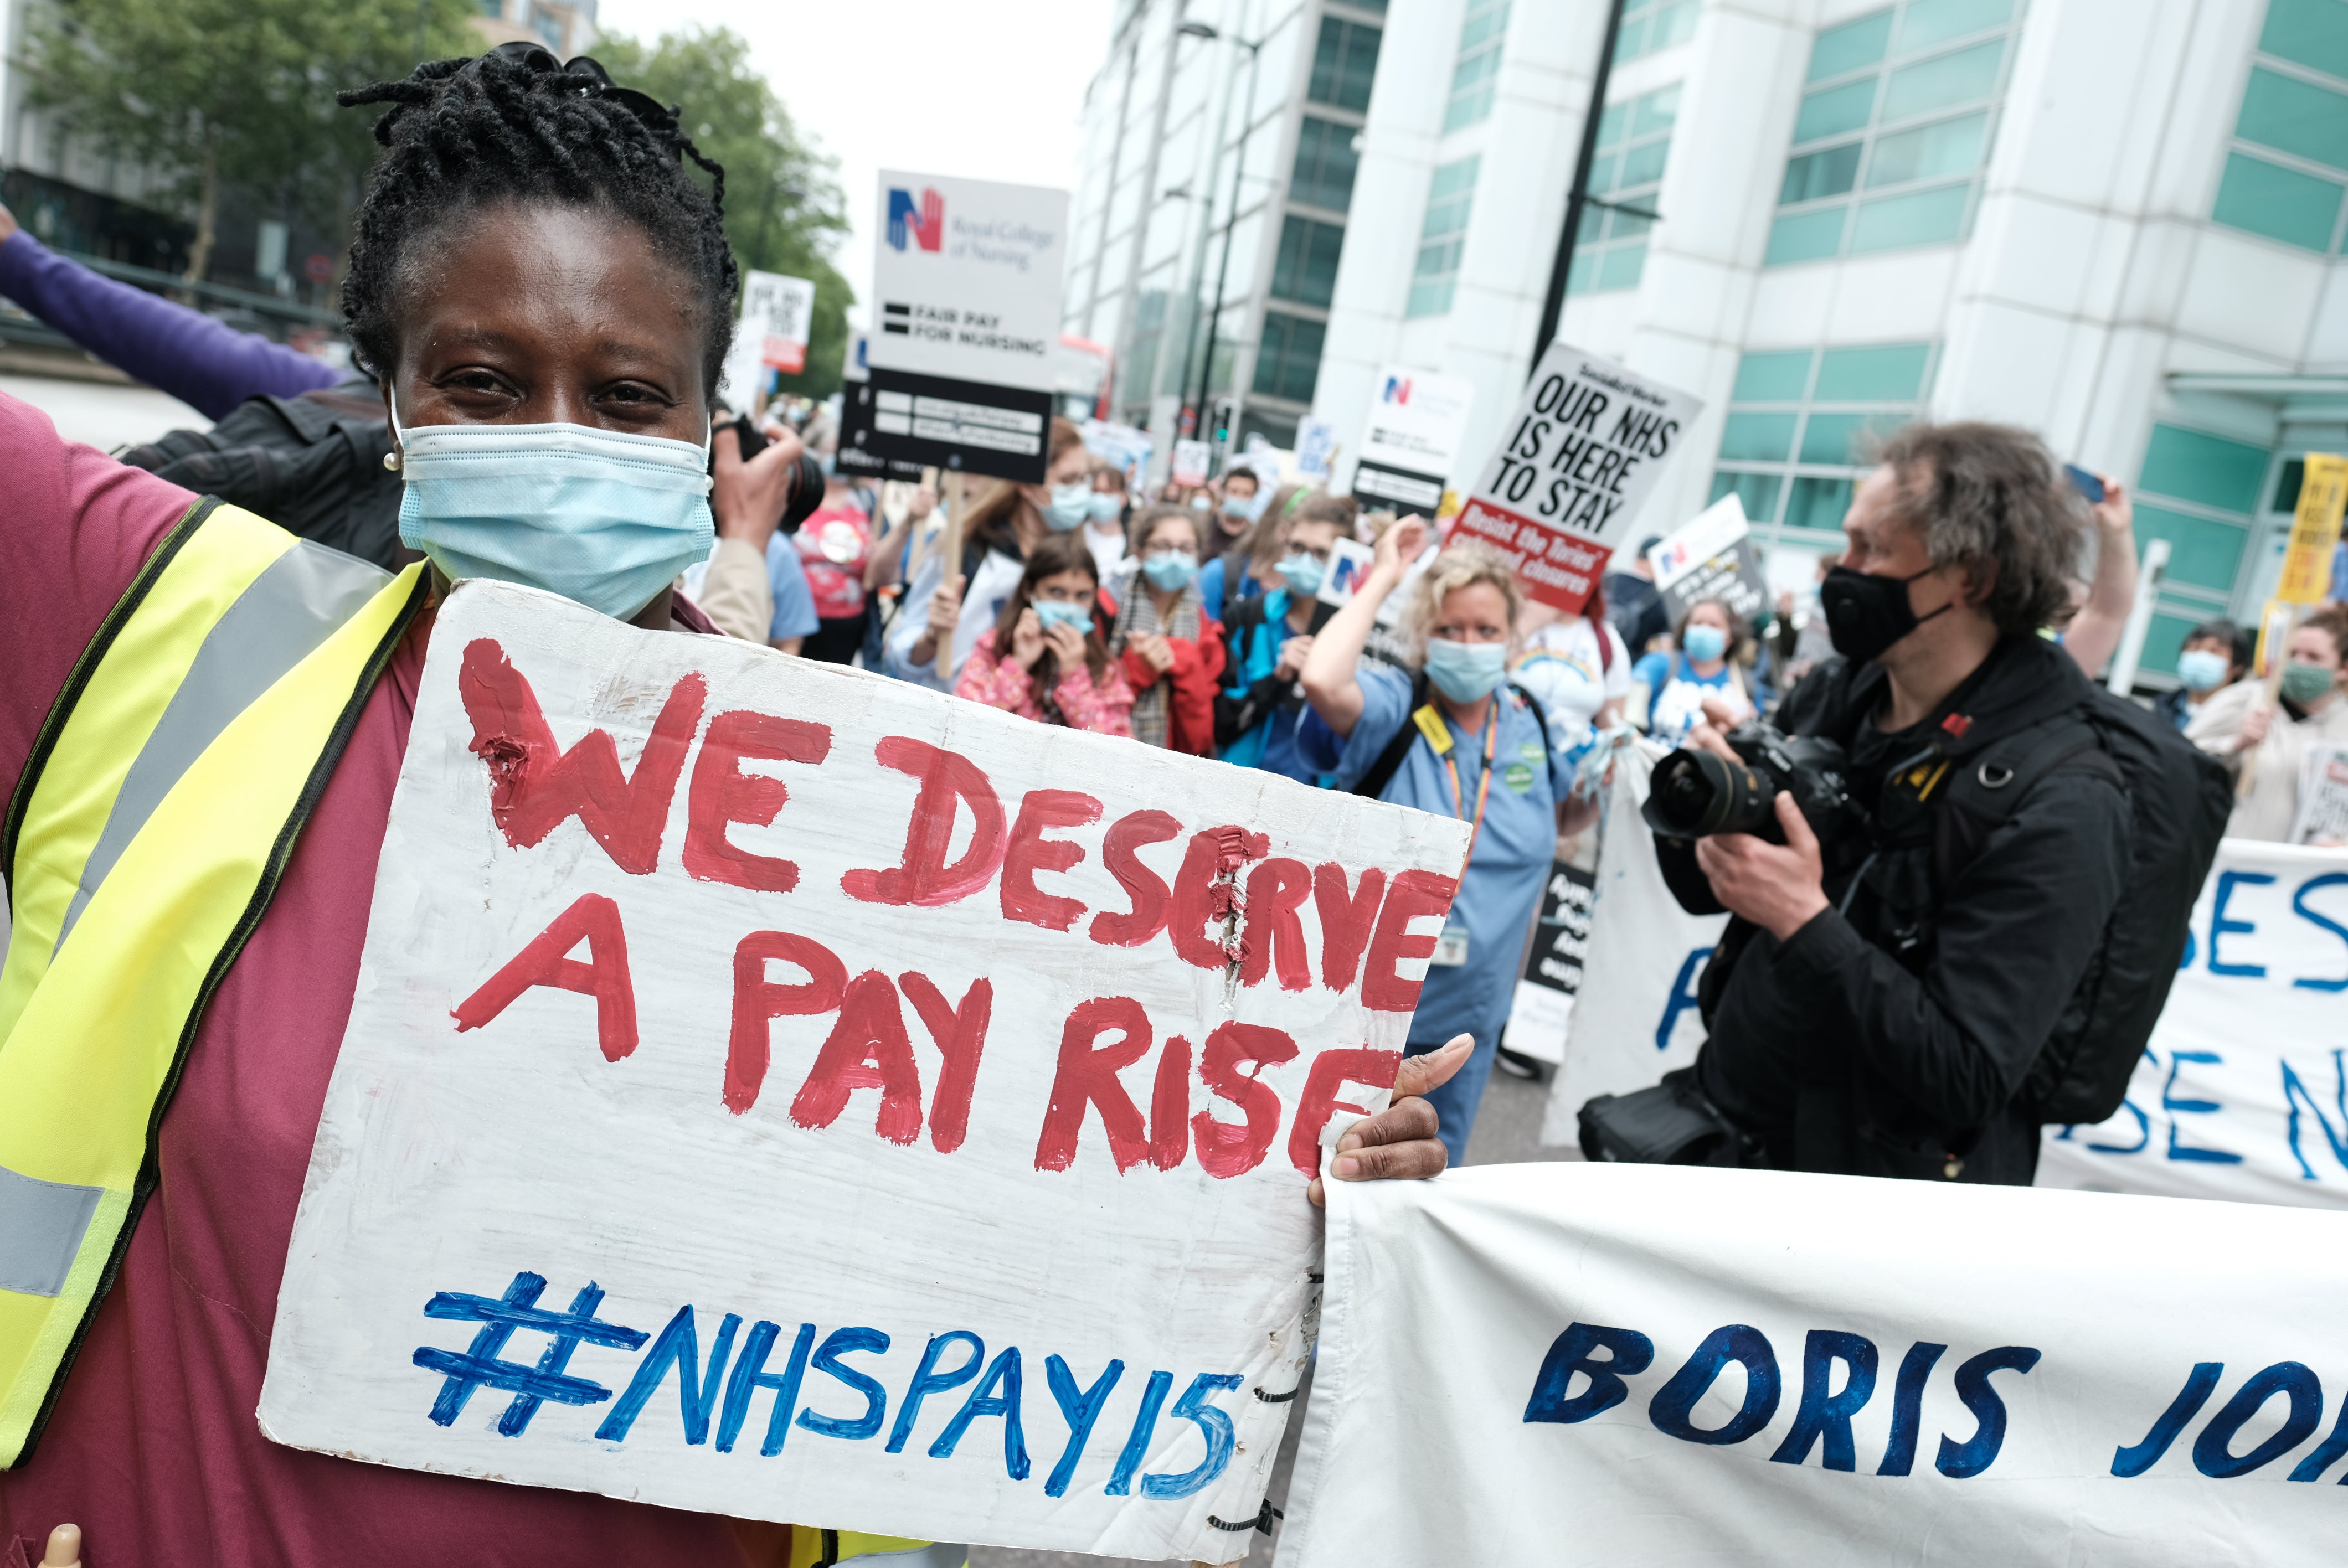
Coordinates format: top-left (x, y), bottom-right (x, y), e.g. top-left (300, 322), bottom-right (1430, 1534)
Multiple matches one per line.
top-left (260, 582), bottom-right (1468, 1560)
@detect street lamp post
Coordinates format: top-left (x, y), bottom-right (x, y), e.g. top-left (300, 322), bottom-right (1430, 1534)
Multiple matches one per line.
top-left (1165, 19), bottom-right (1229, 442)
top-left (1190, 27), bottom-right (1263, 467)
top-left (1531, 0), bottom-right (1633, 379)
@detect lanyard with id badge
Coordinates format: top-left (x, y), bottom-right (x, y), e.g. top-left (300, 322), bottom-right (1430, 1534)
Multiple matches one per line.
top-left (1413, 701), bottom-right (1497, 967)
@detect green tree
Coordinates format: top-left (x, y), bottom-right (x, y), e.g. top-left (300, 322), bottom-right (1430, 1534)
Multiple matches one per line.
top-left (28, 0), bottom-right (476, 282)
top-left (592, 26), bottom-right (853, 398)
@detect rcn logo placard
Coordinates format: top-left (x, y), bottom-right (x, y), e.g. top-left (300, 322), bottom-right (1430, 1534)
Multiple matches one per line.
top-left (887, 187), bottom-right (944, 252)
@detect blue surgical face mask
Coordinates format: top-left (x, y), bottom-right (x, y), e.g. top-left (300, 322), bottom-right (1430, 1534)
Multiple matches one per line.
top-left (1047, 483), bottom-right (1093, 531)
top-left (1682, 624), bottom-right (1729, 663)
top-left (393, 398), bottom-right (714, 621)
top-left (1033, 599), bottom-right (1094, 633)
top-left (1423, 638), bottom-right (1508, 704)
top-left (1190, 494), bottom-right (1214, 513)
top-left (1276, 553), bottom-right (1325, 597)
top-left (1088, 491), bottom-right (1124, 525)
top-left (1141, 550), bottom-right (1199, 591)
top-left (1224, 489), bottom-right (1267, 523)
top-left (2175, 648), bottom-right (2231, 693)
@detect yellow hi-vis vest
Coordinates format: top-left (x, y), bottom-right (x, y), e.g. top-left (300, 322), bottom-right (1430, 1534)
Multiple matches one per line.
top-left (0, 497), bottom-right (425, 1468)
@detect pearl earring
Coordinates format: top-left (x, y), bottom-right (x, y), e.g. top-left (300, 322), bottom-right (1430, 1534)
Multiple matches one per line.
top-left (383, 450), bottom-right (401, 472)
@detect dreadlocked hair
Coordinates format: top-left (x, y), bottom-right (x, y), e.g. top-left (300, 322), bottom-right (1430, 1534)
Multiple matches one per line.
top-left (337, 42), bottom-right (738, 395)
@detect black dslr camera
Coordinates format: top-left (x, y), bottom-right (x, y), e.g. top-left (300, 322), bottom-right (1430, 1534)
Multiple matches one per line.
top-left (1640, 720), bottom-right (1861, 845)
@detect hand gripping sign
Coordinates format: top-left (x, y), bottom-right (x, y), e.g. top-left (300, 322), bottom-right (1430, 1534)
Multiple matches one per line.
top-left (1283, 1163), bottom-right (2348, 1568)
top-left (1450, 343), bottom-right (1702, 614)
top-left (259, 582), bottom-right (1468, 1560)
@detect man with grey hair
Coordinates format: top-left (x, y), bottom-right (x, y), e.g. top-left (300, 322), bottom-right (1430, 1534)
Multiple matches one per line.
top-left (1630, 421), bottom-right (2222, 1185)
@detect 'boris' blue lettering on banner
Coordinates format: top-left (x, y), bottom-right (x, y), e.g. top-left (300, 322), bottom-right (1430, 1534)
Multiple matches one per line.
top-left (1523, 1319), bottom-right (2038, 1478)
top-left (1525, 1322), bottom-right (2348, 1487)
top-left (411, 1270), bottom-right (1241, 1501)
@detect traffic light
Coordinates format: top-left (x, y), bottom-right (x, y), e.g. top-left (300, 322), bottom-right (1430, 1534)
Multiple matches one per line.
top-left (1212, 396), bottom-right (1240, 449)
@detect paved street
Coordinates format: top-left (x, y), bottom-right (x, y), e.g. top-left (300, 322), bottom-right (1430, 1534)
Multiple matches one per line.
top-left (969, 1061), bottom-right (1576, 1568)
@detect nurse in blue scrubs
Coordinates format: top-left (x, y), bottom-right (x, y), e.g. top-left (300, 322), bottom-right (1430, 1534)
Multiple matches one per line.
top-left (1301, 514), bottom-right (1577, 1163)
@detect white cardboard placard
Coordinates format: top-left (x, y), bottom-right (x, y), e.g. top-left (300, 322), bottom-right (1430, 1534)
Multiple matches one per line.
top-left (1452, 342), bottom-right (1701, 613)
top-left (868, 171), bottom-right (1067, 394)
top-left (260, 582), bottom-right (1469, 1559)
top-left (1352, 366), bottom-right (1474, 513)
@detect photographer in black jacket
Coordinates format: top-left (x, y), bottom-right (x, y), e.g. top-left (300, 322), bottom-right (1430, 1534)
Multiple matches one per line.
top-left (1652, 422), bottom-right (2142, 1184)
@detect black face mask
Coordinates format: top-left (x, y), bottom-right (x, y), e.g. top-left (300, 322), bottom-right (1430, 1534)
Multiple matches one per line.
top-left (1819, 564), bottom-right (1953, 664)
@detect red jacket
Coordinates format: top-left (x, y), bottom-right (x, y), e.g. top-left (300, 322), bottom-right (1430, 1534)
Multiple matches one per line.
top-left (1108, 589), bottom-right (1226, 755)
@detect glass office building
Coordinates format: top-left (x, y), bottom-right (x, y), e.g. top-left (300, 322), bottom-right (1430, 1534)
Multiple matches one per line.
top-left (1069, 0), bottom-right (2348, 680)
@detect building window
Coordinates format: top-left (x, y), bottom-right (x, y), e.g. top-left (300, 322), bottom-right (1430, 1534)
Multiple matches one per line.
top-left (2129, 424), bottom-right (2273, 673)
top-left (1405, 154), bottom-right (1480, 319)
top-left (1444, 0), bottom-right (1511, 132)
top-left (1707, 343), bottom-right (1935, 537)
top-left (1568, 85), bottom-right (1678, 295)
top-left (1615, 0), bottom-right (1700, 63)
top-left (1255, 311), bottom-right (1327, 403)
top-left (1291, 116), bottom-right (1362, 213)
top-left (1270, 215), bottom-right (1346, 308)
top-left (1764, 0), bottom-right (2020, 267)
top-left (1122, 290), bottom-right (1167, 422)
top-left (2212, 0), bottom-right (2348, 252)
top-left (1309, 17), bottom-right (1383, 113)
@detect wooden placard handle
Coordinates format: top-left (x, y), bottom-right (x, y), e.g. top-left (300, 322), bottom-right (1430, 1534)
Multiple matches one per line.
top-left (934, 471), bottom-right (966, 682)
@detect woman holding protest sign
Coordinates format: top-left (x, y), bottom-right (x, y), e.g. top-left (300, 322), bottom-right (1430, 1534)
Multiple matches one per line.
top-left (0, 42), bottom-right (1465, 1565)
top-left (955, 533), bottom-right (1134, 734)
top-left (2186, 605), bottom-right (2348, 842)
top-left (1300, 515), bottom-right (1580, 1163)
top-left (884, 418), bottom-right (1094, 690)
top-left (1103, 504), bottom-right (1224, 753)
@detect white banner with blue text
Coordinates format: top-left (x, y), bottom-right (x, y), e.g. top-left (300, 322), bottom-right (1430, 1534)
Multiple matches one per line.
top-left (1280, 1163), bottom-right (2348, 1568)
top-left (2037, 838), bottom-right (2348, 1206)
top-left (259, 581), bottom-right (1469, 1560)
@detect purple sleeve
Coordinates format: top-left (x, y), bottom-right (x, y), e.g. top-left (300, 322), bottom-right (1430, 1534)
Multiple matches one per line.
top-left (0, 230), bottom-right (341, 420)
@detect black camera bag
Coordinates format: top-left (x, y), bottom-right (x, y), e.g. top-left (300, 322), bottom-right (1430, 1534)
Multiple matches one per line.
top-left (1578, 1068), bottom-right (1762, 1166)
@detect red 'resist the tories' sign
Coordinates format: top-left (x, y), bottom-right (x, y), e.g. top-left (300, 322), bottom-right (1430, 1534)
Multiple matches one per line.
top-left (1449, 342), bottom-right (1702, 613)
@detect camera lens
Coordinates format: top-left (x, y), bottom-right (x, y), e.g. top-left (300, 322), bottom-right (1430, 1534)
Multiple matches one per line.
top-left (1643, 752), bottom-right (1724, 837)
top-left (1662, 764), bottom-right (1712, 826)
top-left (1640, 749), bottom-right (1780, 839)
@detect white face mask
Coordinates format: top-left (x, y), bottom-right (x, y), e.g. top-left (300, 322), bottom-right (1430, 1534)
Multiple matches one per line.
top-left (391, 394), bottom-right (714, 621)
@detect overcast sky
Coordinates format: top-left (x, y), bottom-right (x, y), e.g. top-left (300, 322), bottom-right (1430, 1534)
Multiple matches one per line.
top-left (595, 0), bottom-right (1111, 328)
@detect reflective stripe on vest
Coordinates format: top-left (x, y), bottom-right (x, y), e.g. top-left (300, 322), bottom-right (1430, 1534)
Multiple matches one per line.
top-left (0, 497), bottom-right (426, 1467)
